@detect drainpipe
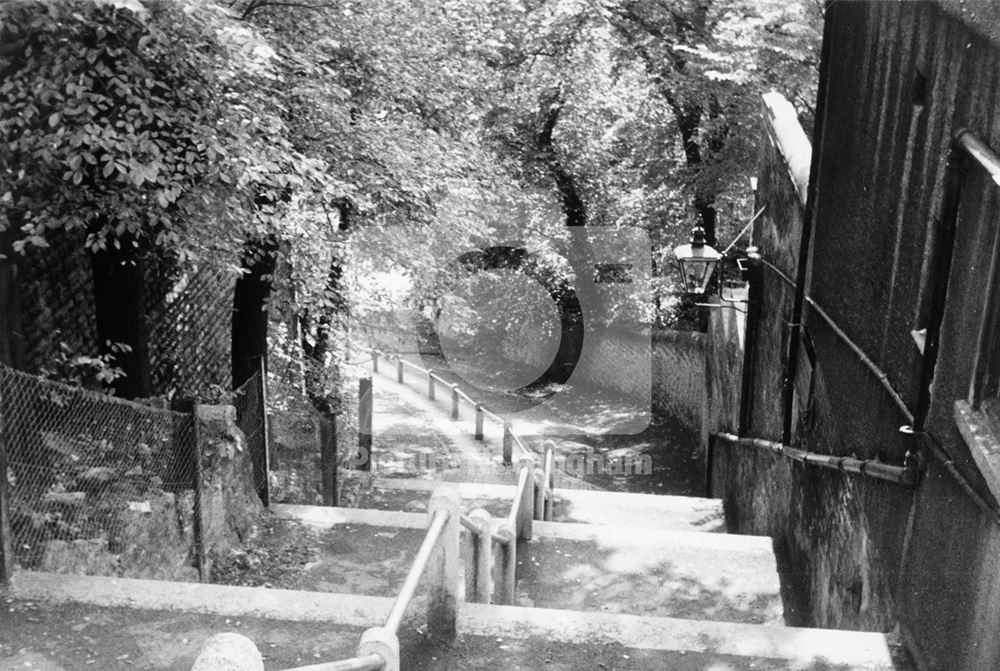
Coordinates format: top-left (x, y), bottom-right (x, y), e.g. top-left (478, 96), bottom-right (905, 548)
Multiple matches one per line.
top-left (779, 26), bottom-right (833, 446)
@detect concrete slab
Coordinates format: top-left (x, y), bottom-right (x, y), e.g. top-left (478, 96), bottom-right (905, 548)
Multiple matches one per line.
top-left (368, 478), bottom-right (726, 532)
top-left (518, 523), bottom-right (782, 624)
top-left (6, 572), bottom-right (897, 670)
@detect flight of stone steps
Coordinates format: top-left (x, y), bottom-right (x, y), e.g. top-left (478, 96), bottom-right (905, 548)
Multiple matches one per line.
top-left (3, 358), bottom-right (901, 670)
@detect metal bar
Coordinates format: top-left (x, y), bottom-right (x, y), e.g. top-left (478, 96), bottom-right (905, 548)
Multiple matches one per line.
top-left (280, 654), bottom-right (385, 671)
top-left (467, 508), bottom-right (493, 603)
top-left (507, 464), bottom-right (529, 528)
top-left (754, 259), bottom-right (914, 425)
top-left (0, 378), bottom-right (13, 583)
top-left (493, 524), bottom-right (516, 605)
top-left (805, 298), bottom-right (915, 425)
top-left (712, 432), bottom-right (913, 485)
top-left (189, 402), bottom-right (208, 582)
top-left (455, 388), bottom-right (475, 405)
top-left (956, 130), bottom-right (1000, 183)
top-left (383, 508), bottom-right (449, 635)
top-left (459, 514), bottom-right (479, 534)
top-left (259, 357), bottom-right (271, 508)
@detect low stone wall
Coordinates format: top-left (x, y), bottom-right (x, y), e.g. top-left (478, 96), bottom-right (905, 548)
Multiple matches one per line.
top-left (35, 403), bottom-right (263, 581)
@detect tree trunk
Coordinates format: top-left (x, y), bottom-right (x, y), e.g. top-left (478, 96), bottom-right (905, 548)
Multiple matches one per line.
top-left (0, 217), bottom-right (25, 370)
top-left (536, 91), bottom-right (587, 227)
top-left (232, 234), bottom-right (278, 389)
top-left (88, 231), bottom-right (152, 399)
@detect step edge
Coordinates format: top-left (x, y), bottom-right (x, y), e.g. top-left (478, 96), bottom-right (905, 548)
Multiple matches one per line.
top-left (271, 504), bottom-right (772, 547)
top-left (8, 572), bottom-right (892, 668)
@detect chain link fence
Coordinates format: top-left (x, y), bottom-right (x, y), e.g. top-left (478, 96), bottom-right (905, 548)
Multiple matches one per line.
top-left (0, 365), bottom-right (204, 580)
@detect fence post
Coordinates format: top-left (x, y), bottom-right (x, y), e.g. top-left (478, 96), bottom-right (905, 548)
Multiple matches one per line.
top-left (450, 384), bottom-right (460, 420)
top-left (358, 377), bottom-right (373, 473)
top-left (396, 358), bottom-right (404, 384)
top-left (502, 423), bottom-right (513, 465)
top-left (0, 383), bottom-right (13, 584)
top-left (517, 459), bottom-right (534, 541)
top-left (257, 358), bottom-right (271, 507)
top-left (474, 404), bottom-right (484, 441)
top-left (533, 469), bottom-right (545, 522)
top-left (189, 401), bottom-right (208, 582)
top-left (495, 523), bottom-right (516, 606)
top-left (320, 416), bottom-right (337, 506)
top-left (469, 508), bottom-right (493, 603)
top-left (428, 488), bottom-right (460, 640)
top-left (372, 351), bottom-right (379, 374)
top-left (427, 370), bottom-right (435, 401)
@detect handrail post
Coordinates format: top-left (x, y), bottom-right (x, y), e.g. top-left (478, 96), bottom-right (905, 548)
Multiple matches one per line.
top-left (427, 370), bottom-right (436, 401)
top-left (543, 442), bottom-right (555, 521)
top-left (428, 487), bottom-right (459, 640)
top-left (396, 359), bottom-right (404, 384)
top-left (372, 351), bottom-right (379, 374)
top-left (474, 404), bottom-right (484, 441)
top-left (358, 627), bottom-right (398, 671)
top-left (451, 384), bottom-right (460, 420)
top-left (533, 469), bottom-right (545, 522)
top-left (502, 423), bottom-right (514, 465)
top-left (469, 508), bottom-right (493, 603)
top-left (495, 523), bottom-right (516, 605)
top-left (517, 459), bottom-right (533, 541)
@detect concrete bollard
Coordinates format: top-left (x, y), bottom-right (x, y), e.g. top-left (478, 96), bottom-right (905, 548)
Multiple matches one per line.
top-left (495, 522), bottom-right (516, 606)
top-left (474, 404), bottom-right (484, 441)
top-left (358, 627), bottom-right (399, 671)
top-left (517, 459), bottom-right (534, 541)
top-left (469, 508), bottom-right (493, 603)
top-left (428, 487), bottom-right (460, 640)
top-left (190, 633), bottom-right (263, 671)
top-left (502, 422), bottom-right (513, 465)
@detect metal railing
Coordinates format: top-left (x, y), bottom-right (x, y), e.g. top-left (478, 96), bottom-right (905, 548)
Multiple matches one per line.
top-left (368, 347), bottom-right (556, 605)
top-left (277, 347), bottom-right (562, 670)
top-left (280, 487), bottom-right (461, 671)
top-left (711, 432), bottom-right (921, 486)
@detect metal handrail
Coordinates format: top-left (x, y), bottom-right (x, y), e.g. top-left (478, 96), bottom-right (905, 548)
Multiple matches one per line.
top-left (366, 347), bottom-right (541, 462)
top-left (384, 508), bottom-right (450, 634)
top-left (281, 655), bottom-right (385, 671)
top-left (712, 432), bottom-right (919, 486)
top-left (507, 464), bottom-right (530, 527)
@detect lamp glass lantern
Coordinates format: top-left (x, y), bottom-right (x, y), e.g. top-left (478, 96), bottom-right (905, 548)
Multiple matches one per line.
top-left (674, 226), bottom-right (722, 294)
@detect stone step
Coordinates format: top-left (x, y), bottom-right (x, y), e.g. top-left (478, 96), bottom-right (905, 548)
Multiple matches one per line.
top-left (7, 572), bottom-right (898, 670)
top-left (361, 477), bottom-right (726, 532)
top-left (271, 503), bottom-right (778, 622)
top-left (517, 521), bottom-right (782, 624)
